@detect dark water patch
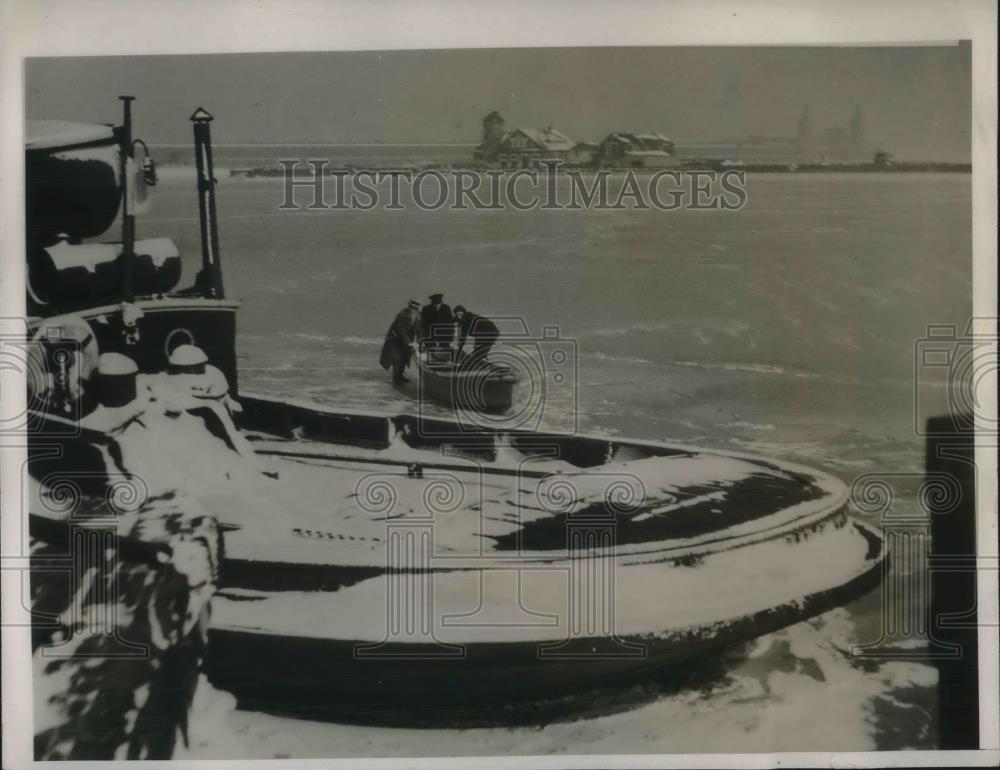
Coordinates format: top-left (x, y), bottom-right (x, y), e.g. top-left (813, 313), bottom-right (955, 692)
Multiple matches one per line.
top-left (491, 471), bottom-right (827, 551)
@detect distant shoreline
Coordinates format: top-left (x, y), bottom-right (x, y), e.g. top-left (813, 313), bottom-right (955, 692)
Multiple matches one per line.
top-left (213, 161), bottom-right (972, 178)
top-left (147, 144), bottom-right (970, 175)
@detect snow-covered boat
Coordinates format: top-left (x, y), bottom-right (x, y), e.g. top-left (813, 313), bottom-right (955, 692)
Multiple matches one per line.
top-left (29, 386), bottom-right (883, 705)
top-left (23, 100), bottom-right (884, 711)
top-left (208, 394), bottom-right (883, 706)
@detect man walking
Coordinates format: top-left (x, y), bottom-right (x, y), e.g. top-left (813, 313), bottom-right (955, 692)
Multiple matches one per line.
top-left (420, 292), bottom-right (454, 353)
top-left (454, 305), bottom-right (500, 361)
top-left (379, 299), bottom-right (422, 384)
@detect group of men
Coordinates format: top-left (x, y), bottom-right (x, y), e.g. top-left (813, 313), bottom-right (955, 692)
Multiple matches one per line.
top-left (379, 293), bottom-right (499, 385)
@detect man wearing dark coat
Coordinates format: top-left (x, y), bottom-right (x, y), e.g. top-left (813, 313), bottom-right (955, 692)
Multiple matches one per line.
top-left (454, 305), bottom-right (500, 360)
top-left (379, 299), bottom-right (422, 384)
top-left (420, 293), bottom-right (454, 353)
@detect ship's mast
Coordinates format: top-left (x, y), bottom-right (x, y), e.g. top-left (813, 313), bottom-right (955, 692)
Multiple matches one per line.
top-left (191, 107), bottom-right (224, 298)
top-left (118, 95), bottom-right (135, 302)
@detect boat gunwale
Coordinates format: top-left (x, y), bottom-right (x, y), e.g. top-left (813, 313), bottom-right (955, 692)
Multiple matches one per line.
top-left (232, 391), bottom-right (854, 568)
top-left (28, 297), bottom-right (242, 323)
top-left (24, 386), bottom-right (855, 572)
top-left (416, 357), bottom-right (519, 383)
top-left (25, 388), bottom-right (853, 569)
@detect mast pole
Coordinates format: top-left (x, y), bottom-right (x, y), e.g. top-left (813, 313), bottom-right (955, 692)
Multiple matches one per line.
top-left (191, 107), bottom-right (224, 298)
top-left (118, 96), bottom-right (135, 302)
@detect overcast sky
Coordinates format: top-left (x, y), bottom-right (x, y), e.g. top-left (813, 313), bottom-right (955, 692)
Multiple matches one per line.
top-left (26, 45), bottom-right (971, 160)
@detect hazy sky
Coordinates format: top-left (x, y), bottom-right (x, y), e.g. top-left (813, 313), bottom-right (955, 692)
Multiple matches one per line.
top-left (26, 45), bottom-right (971, 160)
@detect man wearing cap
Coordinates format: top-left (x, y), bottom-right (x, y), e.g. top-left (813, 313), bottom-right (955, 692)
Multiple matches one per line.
top-left (420, 292), bottom-right (454, 354)
top-left (454, 306), bottom-right (500, 361)
top-left (379, 300), bottom-right (422, 385)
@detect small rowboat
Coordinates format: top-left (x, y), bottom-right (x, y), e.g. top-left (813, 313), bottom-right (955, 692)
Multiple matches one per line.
top-left (416, 350), bottom-right (518, 412)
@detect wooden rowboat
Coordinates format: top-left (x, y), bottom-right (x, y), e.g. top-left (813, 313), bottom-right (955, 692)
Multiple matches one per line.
top-left (416, 350), bottom-right (518, 412)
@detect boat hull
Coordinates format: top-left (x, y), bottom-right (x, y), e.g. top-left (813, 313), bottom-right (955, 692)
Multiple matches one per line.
top-left (417, 356), bottom-right (517, 412)
top-left (207, 520), bottom-right (883, 709)
top-left (26, 388), bottom-right (885, 712)
top-left (200, 393), bottom-right (885, 708)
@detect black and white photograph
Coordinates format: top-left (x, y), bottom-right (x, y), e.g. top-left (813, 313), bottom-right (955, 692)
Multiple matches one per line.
top-left (1, 1), bottom-right (997, 767)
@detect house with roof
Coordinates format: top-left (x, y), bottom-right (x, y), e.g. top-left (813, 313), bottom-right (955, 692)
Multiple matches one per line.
top-left (492, 127), bottom-right (576, 169)
top-left (565, 141), bottom-right (599, 166)
top-left (597, 132), bottom-right (677, 168)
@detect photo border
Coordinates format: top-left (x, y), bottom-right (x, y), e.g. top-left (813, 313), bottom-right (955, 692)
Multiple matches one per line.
top-left (1, 1), bottom-right (996, 768)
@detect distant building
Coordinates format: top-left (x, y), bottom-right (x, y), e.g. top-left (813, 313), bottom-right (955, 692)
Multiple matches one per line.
top-left (797, 106), bottom-right (814, 146)
top-left (795, 105), bottom-right (871, 163)
top-left (565, 141), bottom-right (599, 166)
top-left (676, 106), bottom-right (878, 166)
top-left (597, 132), bottom-right (677, 168)
top-left (493, 127), bottom-right (576, 169)
top-left (849, 106), bottom-right (865, 147)
top-left (873, 150), bottom-right (894, 168)
top-left (472, 112), bottom-right (576, 168)
top-left (473, 111), bottom-right (506, 163)
top-left (816, 127), bottom-right (853, 161)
